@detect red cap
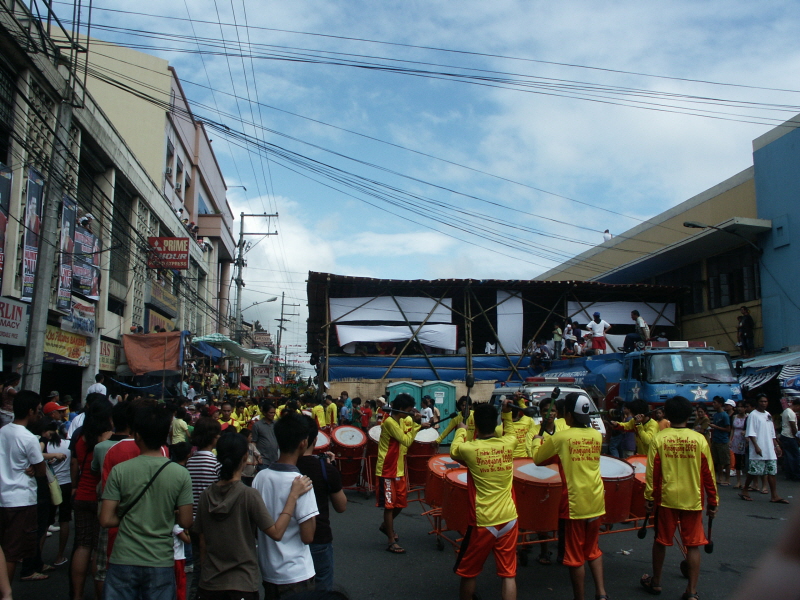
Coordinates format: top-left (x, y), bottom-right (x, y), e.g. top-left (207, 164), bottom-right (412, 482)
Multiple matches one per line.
top-left (43, 401), bottom-right (67, 415)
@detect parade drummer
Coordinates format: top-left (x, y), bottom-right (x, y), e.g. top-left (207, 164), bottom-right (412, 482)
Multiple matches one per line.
top-left (375, 393), bottom-right (428, 554)
top-left (530, 392), bottom-right (609, 600)
top-left (640, 395), bottom-right (718, 599)
top-left (611, 398), bottom-right (659, 455)
top-left (451, 400), bottom-right (519, 600)
top-left (311, 396), bottom-right (327, 429)
top-left (437, 396), bottom-right (502, 444)
top-left (504, 396), bottom-right (536, 459)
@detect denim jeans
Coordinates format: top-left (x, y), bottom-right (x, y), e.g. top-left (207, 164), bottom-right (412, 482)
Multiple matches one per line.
top-left (608, 434), bottom-right (623, 458)
top-left (310, 542), bottom-right (334, 591)
top-left (780, 435), bottom-right (800, 480)
top-left (103, 564), bottom-right (175, 600)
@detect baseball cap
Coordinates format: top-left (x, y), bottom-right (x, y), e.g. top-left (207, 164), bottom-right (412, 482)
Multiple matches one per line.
top-left (422, 395), bottom-right (433, 400)
top-left (565, 392), bottom-right (591, 425)
top-left (724, 399), bottom-right (736, 408)
top-left (593, 311), bottom-right (601, 317)
top-left (48, 390), bottom-right (60, 398)
top-left (43, 401), bottom-right (67, 414)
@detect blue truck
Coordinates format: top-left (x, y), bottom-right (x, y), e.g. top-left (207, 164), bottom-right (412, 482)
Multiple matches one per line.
top-left (540, 342), bottom-right (743, 410)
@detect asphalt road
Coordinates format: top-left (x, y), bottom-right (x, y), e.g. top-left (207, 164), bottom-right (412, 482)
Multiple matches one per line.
top-left (17, 477), bottom-right (799, 600)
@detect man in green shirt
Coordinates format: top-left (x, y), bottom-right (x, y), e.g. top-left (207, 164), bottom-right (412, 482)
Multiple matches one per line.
top-left (100, 405), bottom-right (193, 600)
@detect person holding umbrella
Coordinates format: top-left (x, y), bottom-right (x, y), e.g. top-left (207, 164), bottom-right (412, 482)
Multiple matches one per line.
top-left (640, 395), bottom-right (718, 598)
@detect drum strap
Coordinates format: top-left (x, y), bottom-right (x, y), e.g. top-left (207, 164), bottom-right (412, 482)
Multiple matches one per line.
top-left (487, 519), bottom-right (517, 538)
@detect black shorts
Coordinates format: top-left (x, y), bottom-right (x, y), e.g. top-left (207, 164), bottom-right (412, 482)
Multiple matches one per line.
top-left (0, 505), bottom-right (38, 562)
top-left (73, 499), bottom-right (100, 549)
top-left (49, 483), bottom-right (73, 523)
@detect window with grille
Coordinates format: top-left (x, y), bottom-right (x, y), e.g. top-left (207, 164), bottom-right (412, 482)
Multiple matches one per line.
top-left (707, 246), bottom-right (760, 310)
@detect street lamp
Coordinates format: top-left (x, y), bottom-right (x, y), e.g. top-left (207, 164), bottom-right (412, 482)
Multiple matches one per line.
top-left (683, 221), bottom-right (763, 255)
top-left (242, 297), bottom-right (278, 312)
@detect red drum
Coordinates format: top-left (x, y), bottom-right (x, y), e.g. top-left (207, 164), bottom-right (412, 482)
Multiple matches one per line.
top-left (425, 454), bottom-right (461, 508)
top-left (314, 430), bottom-right (331, 455)
top-left (625, 455), bottom-right (648, 518)
top-left (331, 426), bottom-right (366, 487)
top-left (512, 458), bottom-right (562, 532)
top-left (442, 468), bottom-right (469, 534)
top-left (600, 455), bottom-right (635, 524)
top-left (407, 428), bottom-right (440, 488)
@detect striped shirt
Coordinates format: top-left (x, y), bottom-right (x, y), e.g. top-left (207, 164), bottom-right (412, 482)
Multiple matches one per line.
top-left (187, 450), bottom-right (220, 516)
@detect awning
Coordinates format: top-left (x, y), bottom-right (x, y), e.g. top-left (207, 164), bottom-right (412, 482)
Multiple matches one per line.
top-left (192, 333), bottom-right (272, 363)
top-left (738, 350), bottom-right (800, 370)
top-left (780, 365), bottom-right (800, 382)
top-left (739, 371), bottom-right (778, 390)
top-left (192, 341), bottom-right (223, 361)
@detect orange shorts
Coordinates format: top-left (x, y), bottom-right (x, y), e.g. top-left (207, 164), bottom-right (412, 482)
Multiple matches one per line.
top-left (557, 518), bottom-right (602, 567)
top-left (376, 477), bottom-right (408, 509)
top-left (454, 520), bottom-right (518, 578)
top-left (655, 507), bottom-right (707, 547)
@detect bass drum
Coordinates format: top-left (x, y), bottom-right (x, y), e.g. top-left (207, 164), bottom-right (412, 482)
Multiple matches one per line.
top-left (600, 455), bottom-right (634, 524)
top-left (442, 469), bottom-right (469, 534)
top-left (512, 458), bottom-right (562, 532)
top-left (407, 428), bottom-right (439, 488)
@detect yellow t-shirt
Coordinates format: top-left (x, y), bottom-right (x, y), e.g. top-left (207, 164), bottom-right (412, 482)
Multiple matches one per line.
top-left (645, 427), bottom-right (718, 511)
top-left (620, 417), bottom-right (660, 455)
top-left (326, 403), bottom-right (338, 426)
top-left (503, 414), bottom-right (535, 459)
top-left (555, 418), bottom-right (568, 432)
top-left (530, 426), bottom-right (605, 520)
top-left (312, 405), bottom-right (327, 428)
top-left (450, 422), bottom-right (518, 527)
top-left (171, 418), bottom-right (189, 444)
top-left (437, 411), bottom-right (501, 443)
top-left (375, 416), bottom-right (420, 478)
top-left (219, 418), bottom-right (241, 433)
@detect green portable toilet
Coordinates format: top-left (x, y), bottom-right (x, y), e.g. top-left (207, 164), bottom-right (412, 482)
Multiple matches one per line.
top-left (422, 380), bottom-right (457, 444)
top-left (386, 381), bottom-right (422, 407)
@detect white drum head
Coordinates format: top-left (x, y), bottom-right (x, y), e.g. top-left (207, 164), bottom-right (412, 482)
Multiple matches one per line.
top-left (315, 431), bottom-right (330, 449)
top-left (517, 462), bottom-right (561, 481)
top-left (415, 428), bottom-right (439, 443)
top-left (368, 425), bottom-right (382, 444)
top-left (456, 471), bottom-right (468, 484)
top-left (302, 410), bottom-right (312, 417)
top-left (628, 460), bottom-right (646, 474)
top-left (600, 455), bottom-right (634, 479)
top-left (333, 426), bottom-right (366, 447)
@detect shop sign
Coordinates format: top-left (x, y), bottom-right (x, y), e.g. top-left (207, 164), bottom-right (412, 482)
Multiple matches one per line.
top-left (145, 308), bottom-right (175, 333)
top-left (100, 340), bottom-right (120, 371)
top-left (253, 331), bottom-right (272, 346)
top-left (60, 298), bottom-right (96, 337)
top-left (147, 237), bottom-right (190, 270)
top-left (0, 297), bottom-right (29, 346)
top-left (44, 324), bottom-right (90, 366)
top-left (145, 280), bottom-right (178, 317)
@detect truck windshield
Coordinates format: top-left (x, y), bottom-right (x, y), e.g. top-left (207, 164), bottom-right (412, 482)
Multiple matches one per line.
top-left (647, 353), bottom-right (737, 384)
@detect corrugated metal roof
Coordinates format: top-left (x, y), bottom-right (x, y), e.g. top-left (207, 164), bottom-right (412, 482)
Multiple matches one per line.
top-left (739, 351), bottom-right (800, 371)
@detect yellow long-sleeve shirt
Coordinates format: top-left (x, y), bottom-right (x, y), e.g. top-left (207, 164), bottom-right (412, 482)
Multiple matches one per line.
top-left (326, 403), bottom-right (338, 426)
top-left (620, 417), bottom-right (660, 455)
top-left (450, 418), bottom-right (518, 527)
top-left (530, 426), bottom-right (605, 520)
top-left (504, 414), bottom-right (536, 459)
top-left (375, 416), bottom-right (420, 478)
top-left (312, 404), bottom-right (327, 428)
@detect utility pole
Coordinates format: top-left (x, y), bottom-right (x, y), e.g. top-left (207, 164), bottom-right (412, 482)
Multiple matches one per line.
top-left (273, 292), bottom-right (299, 383)
top-left (233, 212), bottom-right (277, 344)
top-left (22, 98), bottom-right (74, 392)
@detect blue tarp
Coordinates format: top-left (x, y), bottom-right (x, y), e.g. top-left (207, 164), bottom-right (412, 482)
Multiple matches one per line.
top-left (328, 355), bottom-right (541, 382)
top-left (192, 341), bottom-right (223, 361)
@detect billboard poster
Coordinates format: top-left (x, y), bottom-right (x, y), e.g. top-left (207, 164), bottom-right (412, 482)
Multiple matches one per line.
top-left (0, 296), bottom-right (29, 346)
top-left (60, 297), bottom-right (96, 337)
top-left (44, 324), bottom-right (90, 366)
top-left (57, 196), bottom-right (77, 311)
top-left (0, 163), bottom-right (11, 289)
top-left (252, 365), bottom-right (271, 388)
top-left (147, 237), bottom-right (190, 270)
top-left (21, 168), bottom-right (45, 302)
top-left (72, 223), bottom-right (100, 300)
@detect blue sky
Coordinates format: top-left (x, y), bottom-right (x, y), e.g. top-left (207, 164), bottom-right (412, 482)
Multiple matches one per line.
top-left (72, 0), bottom-right (800, 371)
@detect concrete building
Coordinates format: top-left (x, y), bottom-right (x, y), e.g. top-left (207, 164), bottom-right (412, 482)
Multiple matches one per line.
top-left (0, 3), bottom-right (235, 398)
top-left (538, 114), bottom-right (800, 360)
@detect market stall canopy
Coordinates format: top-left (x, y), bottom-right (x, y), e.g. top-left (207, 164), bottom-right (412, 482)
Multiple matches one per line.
top-left (192, 341), bottom-right (224, 361)
top-left (738, 350), bottom-right (800, 391)
top-left (122, 331), bottom-right (189, 376)
top-left (192, 333), bottom-right (272, 363)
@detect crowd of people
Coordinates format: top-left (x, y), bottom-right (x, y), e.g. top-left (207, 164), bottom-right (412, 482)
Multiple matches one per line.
top-left (0, 367), bottom-right (796, 600)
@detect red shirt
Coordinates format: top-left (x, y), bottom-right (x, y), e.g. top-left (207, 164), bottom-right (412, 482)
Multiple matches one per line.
top-left (74, 437), bottom-right (100, 502)
top-left (361, 407), bottom-right (372, 429)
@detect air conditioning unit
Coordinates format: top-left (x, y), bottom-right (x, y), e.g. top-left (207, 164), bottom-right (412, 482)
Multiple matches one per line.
top-left (165, 167), bottom-right (172, 176)
top-left (175, 183), bottom-right (182, 191)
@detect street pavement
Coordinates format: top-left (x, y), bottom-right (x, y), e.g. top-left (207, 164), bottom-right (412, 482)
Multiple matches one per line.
top-left (17, 477), bottom-right (799, 600)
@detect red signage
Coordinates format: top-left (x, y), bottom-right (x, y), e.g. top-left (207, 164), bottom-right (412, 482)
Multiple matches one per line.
top-left (147, 237), bottom-right (190, 270)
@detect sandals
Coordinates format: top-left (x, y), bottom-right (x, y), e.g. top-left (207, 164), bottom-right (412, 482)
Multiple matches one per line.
top-left (386, 542), bottom-right (406, 554)
top-left (20, 572), bottom-right (48, 581)
top-left (53, 558), bottom-right (68, 567)
top-left (681, 593), bottom-right (699, 600)
top-left (640, 575), bottom-right (661, 595)
top-left (537, 552), bottom-right (552, 565)
top-left (738, 493), bottom-right (752, 501)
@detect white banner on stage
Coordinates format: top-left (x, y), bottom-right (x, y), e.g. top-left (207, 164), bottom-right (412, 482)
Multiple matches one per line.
top-left (568, 301), bottom-right (676, 327)
top-left (330, 296), bottom-right (452, 323)
top-left (336, 324), bottom-right (457, 351)
top-left (496, 290), bottom-right (523, 354)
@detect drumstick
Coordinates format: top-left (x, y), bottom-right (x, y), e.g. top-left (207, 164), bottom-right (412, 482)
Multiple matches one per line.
top-left (429, 411), bottom-right (459, 427)
top-left (704, 515), bottom-right (714, 554)
top-left (637, 509), bottom-right (651, 539)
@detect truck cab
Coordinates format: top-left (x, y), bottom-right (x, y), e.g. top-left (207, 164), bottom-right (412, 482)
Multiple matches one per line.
top-left (619, 343), bottom-right (742, 406)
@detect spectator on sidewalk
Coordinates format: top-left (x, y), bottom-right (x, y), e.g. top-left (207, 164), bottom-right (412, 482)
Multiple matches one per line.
top-left (709, 397), bottom-right (732, 486)
top-left (99, 404), bottom-right (193, 600)
top-left (297, 416), bottom-right (347, 591)
top-left (779, 398), bottom-right (800, 481)
top-left (0, 390), bottom-right (46, 582)
top-left (739, 394), bottom-right (788, 503)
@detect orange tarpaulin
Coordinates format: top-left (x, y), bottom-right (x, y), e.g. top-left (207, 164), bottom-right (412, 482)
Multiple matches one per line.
top-left (122, 332), bottom-right (184, 375)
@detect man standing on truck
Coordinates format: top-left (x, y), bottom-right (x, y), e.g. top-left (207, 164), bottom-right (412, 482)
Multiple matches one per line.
top-left (586, 312), bottom-right (611, 354)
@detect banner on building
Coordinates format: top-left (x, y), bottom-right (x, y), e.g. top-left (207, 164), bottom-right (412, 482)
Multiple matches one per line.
top-left (145, 308), bottom-right (175, 333)
top-left (60, 297), bottom-right (96, 337)
top-left (0, 297), bottom-right (29, 346)
top-left (21, 168), bottom-right (45, 302)
top-left (44, 324), bottom-right (90, 366)
top-left (122, 331), bottom-right (186, 375)
top-left (145, 280), bottom-right (178, 318)
top-left (57, 196), bottom-right (77, 311)
top-left (147, 237), bottom-right (190, 270)
top-left (252, 365), bottom-right (271, 388)
top-left (100, 340), bottom-right (121, 372)
top-left (72, 223), bottom-right (100, 300)
top-left (0, 163), bottom-right (11, 289)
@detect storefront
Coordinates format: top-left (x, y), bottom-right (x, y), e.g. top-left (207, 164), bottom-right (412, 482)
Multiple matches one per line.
top-left (41, 324), bottom-right (91, 401)
top-left (0, 296), bottom-right (28, 375)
